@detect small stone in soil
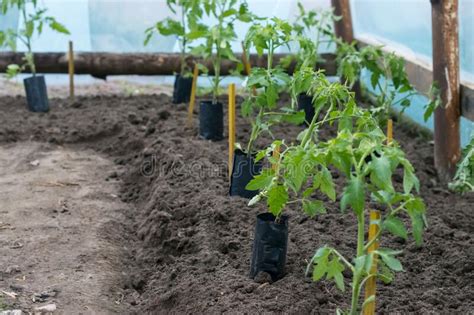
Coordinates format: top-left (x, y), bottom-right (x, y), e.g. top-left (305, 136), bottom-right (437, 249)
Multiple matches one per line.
top-left (253, 271), bottom-right (273, 284)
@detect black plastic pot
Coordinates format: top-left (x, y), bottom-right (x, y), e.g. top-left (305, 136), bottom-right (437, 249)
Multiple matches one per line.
top-left (250, 213), bottom-right (289, 282)
top-left (199, 101), bottom-right (224, 141)
top-left (297, 93), bottom-right (314, 125)
top-left (24, 75), bottom-right (49, 112)
top-left (229, 149), bottom-right (262, 199)
top-left (172, 74), bottom-right (193, 104)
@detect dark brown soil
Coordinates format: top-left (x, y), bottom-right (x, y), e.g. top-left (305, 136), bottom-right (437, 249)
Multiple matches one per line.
top-left (0, 93), bottom-right (473, 314)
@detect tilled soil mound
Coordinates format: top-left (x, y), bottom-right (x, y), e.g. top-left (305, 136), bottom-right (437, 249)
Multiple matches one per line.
top-left (1, 94), bottom-right (472, 314)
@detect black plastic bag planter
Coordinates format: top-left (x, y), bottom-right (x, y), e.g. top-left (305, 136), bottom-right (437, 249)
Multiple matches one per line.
top-left (297, 93), bottom-right (314, 125)
top-left (250, 213), bottom-right (289, 282)
top-left (172, 74), bottom-right (193, 104)
top-left (229, 149), bottom-right (262, 199)
top-left (24, 75), bottom-right (49, 112)
top-left (199, 101), bottom-right (223, 141)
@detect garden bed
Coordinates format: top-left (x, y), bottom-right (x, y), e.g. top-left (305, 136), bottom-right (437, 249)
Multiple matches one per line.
top-left (0, 94), bottom-right (472, 313)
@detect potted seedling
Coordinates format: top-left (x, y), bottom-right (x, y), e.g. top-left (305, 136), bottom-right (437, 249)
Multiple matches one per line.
top-left (229, 18), bottom-right (305, 199)
top-left (192, 0), bottom-right (254, 141)
top-left (144, 0), bottom-right (204, 104)
top-left (290, 2), bottom-right (338, 123)
top-left (247, 77), bottom-right (426, 313)
top-left (0, 0), bottom-right (70, 112)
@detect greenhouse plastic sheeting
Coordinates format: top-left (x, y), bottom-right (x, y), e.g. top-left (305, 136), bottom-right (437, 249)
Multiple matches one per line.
top-left (0, 0), bottom-right (473, 145)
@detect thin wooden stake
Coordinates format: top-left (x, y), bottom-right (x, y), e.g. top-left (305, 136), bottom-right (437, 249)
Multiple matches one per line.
top-left (387, 119), bottom-right (393, 144)
top-left (187, 64), bottom-right (199, 128)
top-left (272, 144), bottom-right (280, 171)
top-left (228, 83), bottom-right (236, 179)
top-left (68, 41), bottom-right (75, 100)
top-left (241, 41), bottom-right (251, 76)
top-left (363, 210), bottom-right (381, 315)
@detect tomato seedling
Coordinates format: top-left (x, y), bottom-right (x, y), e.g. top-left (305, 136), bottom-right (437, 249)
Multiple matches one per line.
top-left (240, 17), bottom-right (305, 155)
top-left (192, 0), bottom-right (255, 104)
top-left (0, 0), bottom-right (70, 77)
top-left (144, 0), bottom-right (204, 77)
top-left (247, 74), bottom-right (426, 315)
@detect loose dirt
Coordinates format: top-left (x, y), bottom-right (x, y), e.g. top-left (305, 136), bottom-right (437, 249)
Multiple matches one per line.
top-left (0, 93), bottom-right (472, 314)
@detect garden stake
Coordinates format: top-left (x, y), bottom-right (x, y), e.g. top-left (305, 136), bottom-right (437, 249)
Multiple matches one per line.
top-left (241, 41), bottom-right (251, 76)
top-left (387, 119), bottom-right (393, 144)
top-left (363, 210), bottom-right (381, 315)
top-left (187, 64), bottom-right (199, 128)
top-left (241, 41), bottom-right (256, 96)
top-left (272, 144), bottom-right (280, 171)
top-left (228, 83), bottom-right (236, 178)
top-left (68, 41), bottom-right (74, 100)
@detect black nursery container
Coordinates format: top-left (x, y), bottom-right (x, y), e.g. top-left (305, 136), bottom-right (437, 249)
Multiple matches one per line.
top-left (172, 74), bottom-right (193, 104)
top-left (250, 213), bottom-right (289, 282)
top-left (24, 75), bottom-right (49, 112)
top-left (229, 149), bottom-right (262, 199)
top-left (199, 101), bottom-right (224, 141)
top-left (297, 93), bottom-right (314, 125)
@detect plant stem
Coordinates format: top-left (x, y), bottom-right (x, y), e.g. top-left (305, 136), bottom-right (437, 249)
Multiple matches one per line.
top-left (21, 5), bottom-right (35, 76)
top-left (350, 274), bottom-right (362, 315)
top-left (349, 212), bottom-right (366, 315)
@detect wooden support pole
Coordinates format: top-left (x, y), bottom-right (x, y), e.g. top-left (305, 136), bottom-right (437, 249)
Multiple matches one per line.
top-left (187, 64), bottom-right (199, 128)
top-left (431, 0), bottom-right (461, 182)
top-left (363, 210), bottom-right (381, 315)
top-left (0, 52), bottom-right (337, 77)
top-left (228, 83), bottom-right (236, 179)
top-left (241, 42), bottom-right (252, 76)
top-left (272, 144), bottom-right (280, 171)
top-left (387, 119), bottom-right (393, 144)
top-left (331, 0), bottom-right (354, 43)
top-left (68, 41), bottom-right (75, 99)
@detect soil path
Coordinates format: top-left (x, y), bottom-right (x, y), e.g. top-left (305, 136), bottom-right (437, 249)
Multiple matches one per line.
top-left (0, 142), bottom-right (131, 314)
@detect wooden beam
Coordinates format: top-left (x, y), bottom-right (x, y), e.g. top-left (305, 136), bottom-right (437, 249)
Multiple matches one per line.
top-left (0, 52), bottom-right (337, 78)
top-left (331, 0), bottom-right (354, 43)
top-left (431, 0), bottom-right (461, 182)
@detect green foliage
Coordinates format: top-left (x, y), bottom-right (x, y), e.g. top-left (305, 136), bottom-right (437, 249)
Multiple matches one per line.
top-left (336, 43), bottom-right (427, 125)
top-left (0, 0), bottom-right (70, 77)
top-left (289, 2), bottom-right (338, 70)
top-left (239, 17), bottom-right (304, 155)
top-left (192, 0), bottom-right (255, 103)
top-left (449, 135), bottom-right (474, 193)
top-left (144, 0), bottom-right (204, 76)
top-left (246, 72), bottom-right (426, 314)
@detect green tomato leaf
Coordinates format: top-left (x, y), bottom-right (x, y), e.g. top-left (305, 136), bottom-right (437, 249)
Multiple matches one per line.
top-left (370, 155), bottom-right (393, 191)
top-left (376, 249), bottom-right (403, 272)
top-left (341, 176), bottom-right (365, 215)
top-left (245, 169), bottom-right (274, 191)
top-left (267, 184), bottom-right (288, 217)
top-left (302, 199), bottom-right (326, 217)
top-left (382, 216), bottom-right (408, 239)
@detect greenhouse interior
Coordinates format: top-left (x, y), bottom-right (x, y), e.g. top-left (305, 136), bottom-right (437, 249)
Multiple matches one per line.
top-left (0, 0), bottom-right (473, 313)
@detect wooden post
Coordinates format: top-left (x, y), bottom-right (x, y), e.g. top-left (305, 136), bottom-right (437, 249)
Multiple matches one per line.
top-left (187, 64), bottom-right (199, 128)
top-left (228, 83), bottom-right (236, 179)
top-left (68, 41), bottom-right (74, 99)
top-left (272, 144), bottom-right (280, 171)
top-left (431, 0), bottom-right (461, 182)
top-left (331, 0), bottom-right (354, 43)
top-left (363, 210), bottom-right (381, 315)
top-left (387, 119), bottom-right (393, 144)
top-left (241, 42), bottom-right (251, 76)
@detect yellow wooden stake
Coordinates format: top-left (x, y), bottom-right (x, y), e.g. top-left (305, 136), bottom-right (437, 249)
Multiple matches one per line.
top-left (228, 83), bottom-right (236, 179)
top-left (387, 118), bottom-right (393, 144)
top-left (241, 41), bottom-right (251, 76)
top-left (363, 210), bottom-right (381, 315)
top-left (272, 144), bottom-right (280, 171)
top-left (68, 41), bottom-right (75, 100)
top-left (187, 64), bottom-right (199, 128)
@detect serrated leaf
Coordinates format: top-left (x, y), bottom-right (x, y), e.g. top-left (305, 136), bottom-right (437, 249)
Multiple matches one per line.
top-left (319, 167), bottom-right (336, 201)
top-left (376, 249), bottom-right (403, 272)
top-left (246, 169), bottom-right (274, 191)
top-left (383, 216), bottom-right (408, 239)
top-left (341, 176), bottom-right (365, 215)
top-left (370, 155), bottom-right (392, 190)
top-left (302, 199), bottom-right (326, 217)
top-left (403, 167), bottom-right (420, 194)
top-left (267, 184), bottom-right (288, 217)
